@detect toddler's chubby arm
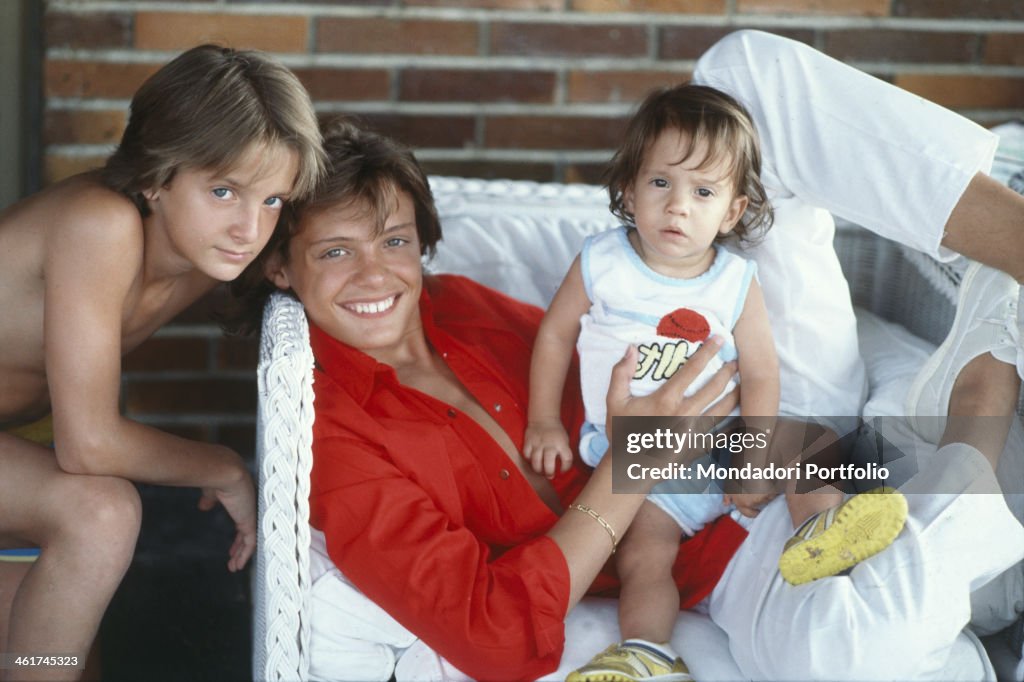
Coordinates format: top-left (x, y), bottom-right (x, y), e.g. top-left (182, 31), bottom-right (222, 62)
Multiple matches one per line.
top-left (43, 185), bottom-right (255, 571)
top-left (525, 255), bottom-right (592, 478)
top-left (724, 278), bottom-right (781, 516)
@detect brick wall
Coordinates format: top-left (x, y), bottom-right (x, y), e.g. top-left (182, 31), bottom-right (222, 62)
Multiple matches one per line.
top-left (39, 0), bottom-right (1024, 459)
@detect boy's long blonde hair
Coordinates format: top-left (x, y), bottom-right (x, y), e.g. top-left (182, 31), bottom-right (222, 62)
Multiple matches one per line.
top-left (101, 44), bottom-right (325, 214)
top-left (605, 83), bottom-right (773, 243)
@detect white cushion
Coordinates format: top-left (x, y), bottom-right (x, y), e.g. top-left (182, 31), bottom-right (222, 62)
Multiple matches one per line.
top-left (305, 309), bottom-right (939, 682)
top-left (428, 177), bottom-right (617, 309)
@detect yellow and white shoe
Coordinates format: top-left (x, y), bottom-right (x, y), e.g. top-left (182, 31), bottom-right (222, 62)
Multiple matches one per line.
top-left (778, 487), bottom-right (908, 586)
top-left (565, 641), bottom-right (693, 682)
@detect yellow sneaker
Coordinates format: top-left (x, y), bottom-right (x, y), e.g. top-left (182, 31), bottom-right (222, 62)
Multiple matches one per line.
top-left (565, 641), bottom-right (693, 682)
top-left (778, 487), bottom-right (908, 586)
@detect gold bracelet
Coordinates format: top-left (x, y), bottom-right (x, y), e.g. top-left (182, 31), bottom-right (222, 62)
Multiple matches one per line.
top-left (568, 503), bottom-right (618, 554)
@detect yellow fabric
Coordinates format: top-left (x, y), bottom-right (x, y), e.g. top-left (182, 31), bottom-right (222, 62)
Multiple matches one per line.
top-left (5, 414), bottom-right (54, 446)
top-left (1, 415), bottom-right (52, 562)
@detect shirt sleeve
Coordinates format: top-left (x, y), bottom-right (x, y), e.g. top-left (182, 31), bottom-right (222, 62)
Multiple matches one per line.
top-left (310, 434), bottom-right (571, 682)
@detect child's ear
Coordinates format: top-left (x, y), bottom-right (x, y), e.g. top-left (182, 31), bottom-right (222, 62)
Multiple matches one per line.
top-left (623, 186), bottom-right (635, 215)
top-left (142, 187), bottom-right (159, 202)
top-left (719, 194), bottom-right (749, 235)
top-left (264, 250), bottom-right (292, 290)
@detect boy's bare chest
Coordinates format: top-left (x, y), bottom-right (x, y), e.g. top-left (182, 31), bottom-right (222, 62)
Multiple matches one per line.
top-left (400, 362), bottom-right (563, 513)
top-left (119, 278), bottom-right (212, 352)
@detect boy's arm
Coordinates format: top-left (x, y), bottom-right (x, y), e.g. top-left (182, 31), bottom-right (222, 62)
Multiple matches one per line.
top-left (44, 192), bottom-right (254, 570)
top-left (524, 255), bottom-right (591, 476)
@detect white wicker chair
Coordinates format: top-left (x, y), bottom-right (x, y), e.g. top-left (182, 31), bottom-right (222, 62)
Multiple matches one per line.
top-left (252, 176), bottom-right (1023, 682)
top-left (253, 291), bottom-right (317, 682)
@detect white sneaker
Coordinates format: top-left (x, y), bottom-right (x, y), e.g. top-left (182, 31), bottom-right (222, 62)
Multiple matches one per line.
top-left (905, 260), bottom-right (1020, 444)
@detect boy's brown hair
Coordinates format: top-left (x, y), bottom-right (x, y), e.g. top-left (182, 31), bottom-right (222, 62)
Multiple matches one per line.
top-left (605, 82), bottom-right (773, 243)
top-left (101, 44), bottom-right (325, 214)
top-left (225, 117), bottom-right (442, 335)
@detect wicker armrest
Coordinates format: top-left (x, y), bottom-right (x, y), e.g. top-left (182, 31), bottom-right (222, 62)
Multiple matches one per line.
top-left (253, 292), bottom-right (316, 682)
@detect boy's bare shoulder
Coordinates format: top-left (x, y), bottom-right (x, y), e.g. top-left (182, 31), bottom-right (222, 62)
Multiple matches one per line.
top-left (44, 174), bottom-right (145, 246)
top-left (0, 173), bottom-right (145, 282)
top-left (3, 173), bottom-right (142, 239)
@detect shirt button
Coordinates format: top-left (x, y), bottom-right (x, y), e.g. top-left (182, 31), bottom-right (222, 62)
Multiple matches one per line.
top-left (494, 403), bottom-right (502, 412)
top-left (499, 469), bottom-right (510, 480)
top-left (447, 408), bottom-right (457, 418)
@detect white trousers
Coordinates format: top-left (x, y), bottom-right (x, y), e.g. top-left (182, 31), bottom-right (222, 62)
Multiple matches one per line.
top-left (693, 29), bottom-right (999, 420)
top-left (694, 31), bottom-right (1019, 681)
top-left (709, 442), bottom-right (1024, 681)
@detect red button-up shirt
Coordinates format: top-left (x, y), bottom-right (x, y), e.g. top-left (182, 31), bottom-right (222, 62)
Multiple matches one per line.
top-left (309, 274), bottom-right (747, 682)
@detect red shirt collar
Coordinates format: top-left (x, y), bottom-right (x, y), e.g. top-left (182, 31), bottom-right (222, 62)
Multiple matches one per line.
top-left (307, 283), bottom-right (440, 406)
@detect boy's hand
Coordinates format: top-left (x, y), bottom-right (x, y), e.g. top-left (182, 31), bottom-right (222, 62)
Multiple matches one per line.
top-left (723, 491), bottom-right (777, 518)
top-left (199, 467), bottom-right (257, 572)
top-left (523, 421), bottom-right (573, 479)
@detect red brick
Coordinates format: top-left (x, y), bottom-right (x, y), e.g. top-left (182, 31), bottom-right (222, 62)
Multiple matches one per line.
top-left (739, 0), bottom-right (889, 16)
top-left (893, 0), bottom-right (1024, 20)
top-left (422, 159), bottom-right (557, 181)
top-left (485, 115), bottom-right (627, 149)
top-left (356, 114), bottom-right (477, 149)
top-left (894, 74), bottom-right (1024, 109)
top-left (316, 17), bottom-right (478, 56)
top-left (45, 11), bottom-right (133, 49)
top-left (294, 67), bottom-right (391, 101)
top-left (134, 12), bottom-right (308, 52)
top-left (567, 70), bottom-right (689, 103)
top-left (400, 69), bottom-right (557, 103)
top-left (234, 0), bottom-right (390, 4)
top-left (216, 337), bottom-right (259, 371)
top-left (44, 153), bottom-right (108, 184)
top-left (45, 60), bottom-right (160, 99)
top-left (659, 25), bottom-right (814, 60)
top-left (573, 0), bottom-right (726, 12)
top-left (123, 378), bottom-right (257, 414)
top-left (407, 0), bottom-right (562, 8)
top-left (824, 30), bottom-right (977, 63)
top-left (124, 338), bottom-right (210, 372)
top-left (491, 22), bottom-right (647, 58)
top-left (44, 109), bottom-right (126, 146)
top-left (984, 33), bottom-right (1024, 66)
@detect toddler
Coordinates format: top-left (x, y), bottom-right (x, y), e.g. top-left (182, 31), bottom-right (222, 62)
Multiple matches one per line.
top-left (525, 83), bottom-right (845, 681)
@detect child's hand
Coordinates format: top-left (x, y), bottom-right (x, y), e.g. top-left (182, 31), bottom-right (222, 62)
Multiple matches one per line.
top-left (523, 420), bottom-right (573, 479)
top-left (724, 491), bottom-right (777, 518)
top-left (199, 465), bottom-right (257, 572)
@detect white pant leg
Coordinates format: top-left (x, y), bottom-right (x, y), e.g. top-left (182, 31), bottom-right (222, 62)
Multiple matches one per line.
top-left (689, 30), bottom-right (999, 420)
top-left (708, 443), bottom-right (1024, 681)
top-left (693, 29), bottom-right (998, 258)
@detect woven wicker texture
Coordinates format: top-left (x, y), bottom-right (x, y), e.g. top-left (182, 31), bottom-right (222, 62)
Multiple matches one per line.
top-left (253, 292), bottom-right (316, 682)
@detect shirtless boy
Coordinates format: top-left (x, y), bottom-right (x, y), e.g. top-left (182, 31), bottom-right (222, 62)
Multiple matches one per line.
top-left (0, 44), bottom-right (323, 681)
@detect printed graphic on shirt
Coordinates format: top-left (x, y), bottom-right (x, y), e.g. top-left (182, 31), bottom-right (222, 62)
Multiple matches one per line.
top-left (635, 308), bottom-right (711, 383)
top-left (656, 307), bottom-right (711, 342)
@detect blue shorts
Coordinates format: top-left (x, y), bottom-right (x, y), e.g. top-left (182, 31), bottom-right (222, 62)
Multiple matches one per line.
top-left (2, 414), bottom-right (53, 563)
